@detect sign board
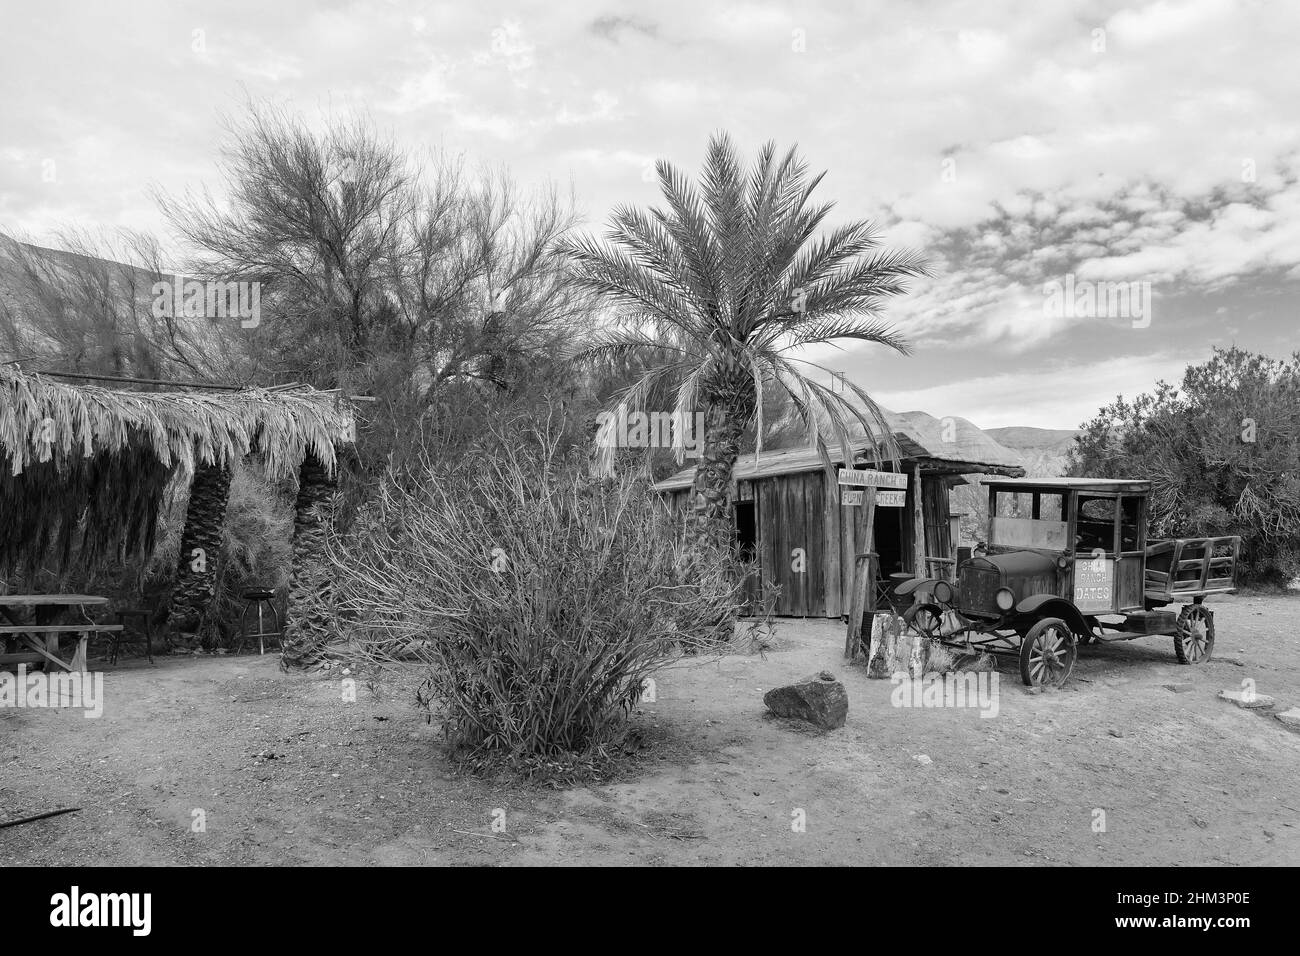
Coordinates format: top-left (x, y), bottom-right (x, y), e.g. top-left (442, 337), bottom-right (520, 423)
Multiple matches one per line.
top-left (875, 489), bottom-right (906, 508)
top-left (840, 490), bottom-right (864, 506)
top-left (837, 468), bottom-right (908, 489)
top-left (1073, 556), bottom-right (1114, 612)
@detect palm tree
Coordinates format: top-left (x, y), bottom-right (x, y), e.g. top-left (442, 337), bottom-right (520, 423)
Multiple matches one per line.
top-left (561, 132), bottom-right (928, 537)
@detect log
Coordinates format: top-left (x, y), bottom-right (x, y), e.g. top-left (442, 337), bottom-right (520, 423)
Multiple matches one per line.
top-left (866, 612), bottom-right (901, 678)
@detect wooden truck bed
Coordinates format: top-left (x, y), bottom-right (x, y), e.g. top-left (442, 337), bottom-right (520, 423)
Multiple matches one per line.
top-left (1143, 535), bottom-right (1240, 601)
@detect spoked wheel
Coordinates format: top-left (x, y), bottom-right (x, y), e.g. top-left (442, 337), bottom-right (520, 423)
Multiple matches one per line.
top-left (902, 603), bottom-right (943, 641)
top-left (1019, 617), bottom-right (1077, 688)
top-left (1174, 603), bottom-right (1215, 663)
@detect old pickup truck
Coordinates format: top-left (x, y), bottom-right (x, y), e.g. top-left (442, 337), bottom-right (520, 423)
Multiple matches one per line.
top-left (895, 478), bottom-right (1240, 688)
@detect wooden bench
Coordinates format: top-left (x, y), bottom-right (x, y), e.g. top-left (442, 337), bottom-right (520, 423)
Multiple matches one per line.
top-left (0, 624), bottom-right (124, 672)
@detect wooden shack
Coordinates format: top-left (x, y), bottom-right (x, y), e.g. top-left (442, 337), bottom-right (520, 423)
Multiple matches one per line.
top-left (654, 410), bottom-right (1024, 618)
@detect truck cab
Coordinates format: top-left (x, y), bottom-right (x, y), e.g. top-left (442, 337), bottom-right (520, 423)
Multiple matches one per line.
top-left (962, 478), bottom-right (1152, 624)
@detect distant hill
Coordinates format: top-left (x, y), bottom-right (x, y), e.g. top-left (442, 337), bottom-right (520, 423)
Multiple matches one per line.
top-left (888, 409), bottom-right (1025, 471)
top-left (983, 426), bottom-right (1079, 478)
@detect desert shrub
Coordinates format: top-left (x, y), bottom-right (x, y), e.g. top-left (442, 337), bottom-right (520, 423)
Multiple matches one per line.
top-left (321, 421), bottom-right (752, 769)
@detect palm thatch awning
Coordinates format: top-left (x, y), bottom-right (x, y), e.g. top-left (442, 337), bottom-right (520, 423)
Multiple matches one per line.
top-left (0, 366), bottom-right (355, 577)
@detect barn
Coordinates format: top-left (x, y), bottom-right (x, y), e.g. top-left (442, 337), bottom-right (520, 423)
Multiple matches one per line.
top-left (654, 409), bottom-right (1025, 618)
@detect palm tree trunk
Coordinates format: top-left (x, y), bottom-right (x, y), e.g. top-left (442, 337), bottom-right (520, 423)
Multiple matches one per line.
top-left (167, 464), bottom-right (233, 636)
top-left (280, 453), bottom-right (337, 669)
top-left (689, 402), bottom-right (745, 541)
top-left (681, 402), bottom-right (747, 648)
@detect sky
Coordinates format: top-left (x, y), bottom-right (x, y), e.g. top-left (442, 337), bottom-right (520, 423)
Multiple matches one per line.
top-left (1, 0), bottom-right (1297, 430)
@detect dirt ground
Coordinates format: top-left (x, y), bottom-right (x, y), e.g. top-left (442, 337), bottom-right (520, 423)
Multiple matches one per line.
top-left (3, 592), bottom-right (1299, 866)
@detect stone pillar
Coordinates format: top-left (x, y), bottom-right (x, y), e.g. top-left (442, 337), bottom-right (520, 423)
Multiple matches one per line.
top-left (167, 464), bottom-right (233, 637)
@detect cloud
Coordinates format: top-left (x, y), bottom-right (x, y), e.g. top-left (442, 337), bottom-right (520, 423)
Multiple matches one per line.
top-left (590, 15), bottom-right (659, 42)
top-left (2, 0), bottom-right (1299, 431)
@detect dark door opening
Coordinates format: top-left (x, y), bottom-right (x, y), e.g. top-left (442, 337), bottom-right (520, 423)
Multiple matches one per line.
top-left (734, 501), bottom-right (757, 562)
top-left (734, 501), bottom-right (760, 611)
top-left (873, 506), bottom-right (904, 578)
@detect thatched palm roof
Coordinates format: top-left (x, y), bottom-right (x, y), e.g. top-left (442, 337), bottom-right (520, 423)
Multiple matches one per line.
top-left (653, 404), bottom-right (1025, 491)
top-left (0, 365), bottom-right (355, 577)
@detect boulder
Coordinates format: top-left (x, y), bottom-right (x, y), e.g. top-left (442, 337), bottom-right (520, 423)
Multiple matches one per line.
top-left (763, 671), bottom-right (849, 729)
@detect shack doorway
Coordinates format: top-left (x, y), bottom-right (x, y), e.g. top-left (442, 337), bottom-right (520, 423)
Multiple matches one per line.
top-left (873, 504), bottom-right (906, 578)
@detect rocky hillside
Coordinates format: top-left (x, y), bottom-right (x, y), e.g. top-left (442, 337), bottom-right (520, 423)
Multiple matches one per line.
top-left (983, 426), bottom-right (1079, 478)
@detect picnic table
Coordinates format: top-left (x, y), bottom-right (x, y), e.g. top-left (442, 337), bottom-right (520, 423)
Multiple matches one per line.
top-left (0, 595), bottom-right (122, 673)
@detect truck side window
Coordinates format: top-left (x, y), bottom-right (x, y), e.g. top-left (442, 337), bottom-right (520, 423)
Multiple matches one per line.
top-left (1075, 496), bottom-right (1116, 553)
top-left (1119, 496), bottom-right (1141, 550)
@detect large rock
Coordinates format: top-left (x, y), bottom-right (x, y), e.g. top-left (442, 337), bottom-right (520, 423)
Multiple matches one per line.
top-left (763, 671), bottom-right (849, 729)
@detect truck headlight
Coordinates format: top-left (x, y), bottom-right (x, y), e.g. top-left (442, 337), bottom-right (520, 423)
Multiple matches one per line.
top-left (934, 580), bottom-right (954, 604)
top-left (995, 587), bottom-right (1015, 611)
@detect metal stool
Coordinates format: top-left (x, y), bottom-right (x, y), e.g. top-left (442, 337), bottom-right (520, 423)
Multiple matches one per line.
top-left (111, 609), bottom-right (155, 664)
top-left (236, 589), bottom-right (282, 655)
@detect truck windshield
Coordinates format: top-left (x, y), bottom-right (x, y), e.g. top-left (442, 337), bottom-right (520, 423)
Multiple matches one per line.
top-left (990, 490), bottom-right (1068, 550)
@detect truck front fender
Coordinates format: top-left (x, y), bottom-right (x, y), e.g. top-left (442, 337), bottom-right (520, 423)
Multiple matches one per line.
top-left (893, 577), bottom-right (939, 598)
top-left (1014, 594), bottom-right (1090, 637)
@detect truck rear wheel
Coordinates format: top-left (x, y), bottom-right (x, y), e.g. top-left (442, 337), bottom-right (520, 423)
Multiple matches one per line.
top-left (1174, 604), bottom-right (1214, 663)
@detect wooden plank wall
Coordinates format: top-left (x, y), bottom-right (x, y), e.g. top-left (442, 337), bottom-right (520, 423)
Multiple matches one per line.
top-left (922, 477), bottom-right (953, 569)
top-left (661, 465), bottom-right (948, 619)
top-left (823, 469), bottom-right (842, 617)
top-left (759, 473), bottom-right (828, 617)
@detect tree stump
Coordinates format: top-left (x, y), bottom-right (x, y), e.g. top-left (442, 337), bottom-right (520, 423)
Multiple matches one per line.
top-left (866, 612), bottom-right (901, 678)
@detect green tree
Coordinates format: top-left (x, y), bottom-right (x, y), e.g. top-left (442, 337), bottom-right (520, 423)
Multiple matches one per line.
top-left (1070, 347), bottom-right (1300, 585)
top-left (560, 133), bottom-right (926, 540)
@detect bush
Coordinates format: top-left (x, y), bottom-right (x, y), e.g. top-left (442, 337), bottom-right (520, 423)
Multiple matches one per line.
top-left (321, 422), bottom-right (751, 770)
top-left (1070, 348), bottom-right (1300, 586)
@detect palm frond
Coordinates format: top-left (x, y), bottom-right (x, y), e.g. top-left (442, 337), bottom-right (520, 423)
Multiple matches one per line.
top-left (0, 365), bottom-right (355, 576)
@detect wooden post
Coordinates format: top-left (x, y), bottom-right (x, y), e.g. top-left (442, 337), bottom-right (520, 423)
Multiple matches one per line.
top-left (912, 464), bottom-right (926, 578)
top-left (843, 550), bottom-right (878, 659)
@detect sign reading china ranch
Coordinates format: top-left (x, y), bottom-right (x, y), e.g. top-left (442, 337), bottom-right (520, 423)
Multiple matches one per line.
top-left (836, 468), bottom-right (908, 489)
top-left (840, 490), bottom-right (864, 506)
top-left (875, 490), bottom-right (906, 508)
